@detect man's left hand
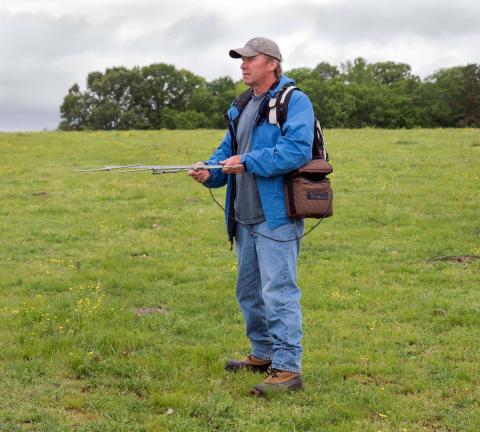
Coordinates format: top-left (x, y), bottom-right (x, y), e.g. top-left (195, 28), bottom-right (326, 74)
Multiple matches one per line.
top-left (220, 155), bottom-right (244, 174)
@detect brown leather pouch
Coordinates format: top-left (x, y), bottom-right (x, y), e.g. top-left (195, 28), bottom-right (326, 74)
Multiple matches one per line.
top-left (284, 159), bottom-right (333, 219)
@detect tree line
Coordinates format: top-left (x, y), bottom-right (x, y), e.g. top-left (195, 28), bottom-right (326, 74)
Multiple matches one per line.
top-left (59, 58), bottom-right (480, 130)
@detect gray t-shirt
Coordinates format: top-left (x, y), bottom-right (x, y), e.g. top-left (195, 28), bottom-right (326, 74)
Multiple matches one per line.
top-left (234, 92), bottom-right (267, 225)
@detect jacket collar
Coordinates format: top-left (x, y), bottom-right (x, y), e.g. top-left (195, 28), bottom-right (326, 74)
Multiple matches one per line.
top-left (268, 74), bottom-right (295, 97)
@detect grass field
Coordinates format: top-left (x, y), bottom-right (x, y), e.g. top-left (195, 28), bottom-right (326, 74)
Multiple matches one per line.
top-left (0, 128), bottom-right (479, 431)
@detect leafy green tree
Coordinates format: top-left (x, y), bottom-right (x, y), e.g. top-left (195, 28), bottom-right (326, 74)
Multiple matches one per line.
top-left (363, 80), bottom-right (424, 128)
top-left (174, 111), bottom-right (213, 130)
top-left (141, 63), bottom-right (204, 128)
top-left (87, 67), bottom-right (149, 130)
top-left (59, 67), bottom-right (149, 130)
top-left (421, 67), bottom-right (466, 127)
top-left (185, 77), bottom-right (236, 129)
top-left (160, 108), bottom-right (213, 130)
top-left (321, 80), bottom-right (358, 128)
top-left (59, 59), bottom-right (479, 131)
top-left (461, 64), bottom-right (480, 127)
top-left (159, 107), bottom-right (179, 130)
top-left (59, 84), bottom-right (89, 131)
top-left (371, 61), bottom-right (414, 85)
top-left (382, 94), bottom-right (423, 128)
top-left (207, 76), bottom-right (237, 119)
top-left (341, 57), bottom-right (375, 87)
top-left (314, 62), bottom-right (340, 82)
top-left (297, 78), bottom-right (323, 119)
top-left (188, 87), bottom-right (215, 116)
top-left (285, 67), bottom-right (319, 85)
top-left (235, 81), bottom-right (249, 96)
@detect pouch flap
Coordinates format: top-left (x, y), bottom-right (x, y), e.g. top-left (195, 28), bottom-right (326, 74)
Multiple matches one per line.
top-left (297, 159), bottom-right (333, 176)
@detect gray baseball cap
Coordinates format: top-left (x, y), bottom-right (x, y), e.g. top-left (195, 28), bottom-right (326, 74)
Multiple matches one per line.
top-left (229, 37), bottom-right (282, 62)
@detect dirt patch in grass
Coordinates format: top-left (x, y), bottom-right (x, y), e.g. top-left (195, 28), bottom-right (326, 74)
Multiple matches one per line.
top-left (396, 140), bottom-right (419, 144)
top-left (434, 255), bottom-right (478, 264)
top-left (133, 307), bottom-right (170, 316)
top-left (433, 309), bottom-right (447, 316)
top-left (32, 191), bottom-right (52, 197)
top-left (64, 407), bottom-right (99, 423)
top-left (352, 373), bottom-right (380, 386)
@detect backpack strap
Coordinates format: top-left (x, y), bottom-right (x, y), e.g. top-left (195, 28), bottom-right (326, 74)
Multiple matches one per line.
top-left (267, 84), bottom-right (296, 128)
top-left (314, 118), bottom-right (329, 161)
top-left (267, 84), bottom-right (329, 161)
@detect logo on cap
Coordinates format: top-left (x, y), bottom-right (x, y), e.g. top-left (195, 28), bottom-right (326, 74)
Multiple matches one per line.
top-left (246, 39), bottom-right (260, 47)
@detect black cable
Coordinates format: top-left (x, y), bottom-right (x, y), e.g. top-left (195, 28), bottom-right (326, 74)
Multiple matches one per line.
top-left (206, 183), bottom-right (333, 243)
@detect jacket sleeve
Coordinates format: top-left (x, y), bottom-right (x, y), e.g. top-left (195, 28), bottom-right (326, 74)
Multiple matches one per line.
top-left (202, 131), bottom-right (232, 189)
top-left (240, 92), bottom-right (314, 178)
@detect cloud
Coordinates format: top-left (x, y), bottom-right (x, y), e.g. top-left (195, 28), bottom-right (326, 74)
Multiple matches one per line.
top-left (1, 0), bottom-right (480, 131)
top-left (0, 10), bottom-right (119, 124)
top-left (160, 15), bottom-right (229, 52)
top-left (0, 10), bottom-right (117, 61)
top-left (310, 0), bottom-right (480, 43)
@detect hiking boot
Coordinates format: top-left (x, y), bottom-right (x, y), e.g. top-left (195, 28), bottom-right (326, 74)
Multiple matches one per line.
top-left (225, 354), bottom-right (272, 373)
top-left (250, 368), bottom-right (304, 397)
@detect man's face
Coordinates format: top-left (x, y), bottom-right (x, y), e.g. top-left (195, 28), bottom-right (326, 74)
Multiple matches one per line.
top-left (240, 54), bottom-right (276, 87)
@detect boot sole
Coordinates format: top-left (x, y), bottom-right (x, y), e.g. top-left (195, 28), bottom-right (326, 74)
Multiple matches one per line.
top-left (251, 376), bottom-right (304, 397)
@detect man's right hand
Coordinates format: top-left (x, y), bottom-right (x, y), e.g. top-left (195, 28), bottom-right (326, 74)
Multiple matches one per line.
top-left (188, 162), bottom-right (210, 184)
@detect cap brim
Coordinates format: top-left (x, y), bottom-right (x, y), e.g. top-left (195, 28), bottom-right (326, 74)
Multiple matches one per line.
top-left (229, 47), bottom-right (261, 59)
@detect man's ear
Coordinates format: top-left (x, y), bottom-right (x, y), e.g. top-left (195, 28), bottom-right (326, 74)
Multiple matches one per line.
top-left (268, 60), bottom-right (277, 72)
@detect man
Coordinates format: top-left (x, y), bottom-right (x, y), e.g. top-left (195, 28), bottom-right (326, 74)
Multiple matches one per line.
top-left (188, 37), bottom-right (314, 397)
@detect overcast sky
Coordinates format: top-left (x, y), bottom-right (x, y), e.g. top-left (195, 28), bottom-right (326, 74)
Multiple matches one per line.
top-left (1, 0), bottom-right (480, 132)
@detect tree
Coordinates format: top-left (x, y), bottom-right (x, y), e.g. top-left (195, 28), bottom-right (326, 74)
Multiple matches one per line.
top-left (297, 78), bottom-right (323, 119)
top-left (462, 64), bottom-right (480, 127)
top-left (314, 62), bottom-right (340, 82)
top-left (370, 79), bottom-right (424, 128)
top-left (206, 76), bottom-right (237, 119)
top-left (284, 67), bottom-right (319, 85)
top-left (321, 80), bottom-right (358, 128)
top-left (371, 61), bottom-right (414, 85)
top-left (141, 64), bottom-right (202, 111)
top-left (422, 67), bottom-right (466, 127)
top-left (188, 87), bottom-right (215, 116)
top-left (59, 67), bottom-right (150, 131)
top-left (87, 67), bottom-right (149, 130)
top-left (187, 77), bottom-right (237, 128)
top-left (174, 111), bottom-right (212, 130)
top-left (234, 81), bottom-right (249, 96)
top-left (341, 57), bottom-right (375, 87)
top-left (141, 63), bottom-right (204, 128)
top-left (59, 84), bottom-right (89, 131)
top-left (59, 59), bottom-right (479, 131)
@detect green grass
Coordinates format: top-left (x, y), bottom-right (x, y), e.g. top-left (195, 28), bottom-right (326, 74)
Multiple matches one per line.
top-left (0, 128), bottom-right (479, 431)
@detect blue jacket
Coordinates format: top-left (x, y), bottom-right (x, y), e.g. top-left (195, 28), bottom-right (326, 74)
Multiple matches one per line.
top-left (204, 75), bottom-right (314, 240)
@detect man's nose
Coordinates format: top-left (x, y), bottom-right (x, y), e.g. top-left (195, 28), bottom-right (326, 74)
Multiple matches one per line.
top-left (240, 61), bottom-right (247, 69)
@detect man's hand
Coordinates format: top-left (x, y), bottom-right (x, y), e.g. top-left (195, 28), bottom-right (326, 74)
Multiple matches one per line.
top-left (220, 155), bottom-right (244, 174)
top-left (188, 162), bottom-right (210, 183)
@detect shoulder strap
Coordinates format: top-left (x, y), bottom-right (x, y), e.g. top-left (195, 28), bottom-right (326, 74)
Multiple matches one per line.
top-left (315, 118), bottom-right (329, 161)
top-left (267, 84), bottom-right (296, 128)
top-left (267, 84), bottom-right (329, 161)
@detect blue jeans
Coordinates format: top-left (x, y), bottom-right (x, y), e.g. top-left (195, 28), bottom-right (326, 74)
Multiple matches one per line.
top-left (234, 218), bottom-right (305, 374)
